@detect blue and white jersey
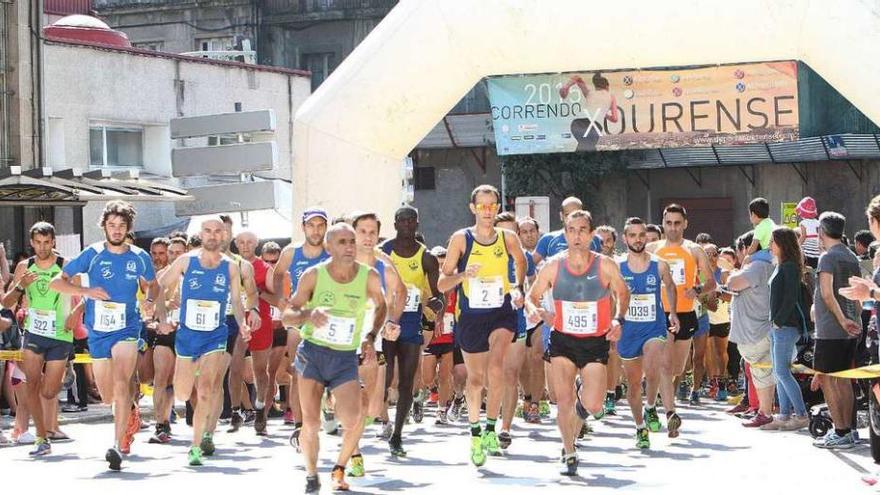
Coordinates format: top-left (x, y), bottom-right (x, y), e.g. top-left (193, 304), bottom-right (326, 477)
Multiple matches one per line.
top-left (63, 242), bottom-right (155, 334)
top-left (179, 255), bottom-right (230, 333)
top-left (535, 230), bottom-right (603, 259)
top-left (289, 246), bottom-right (329, 293)
top-left (618, 256), bottom-right (667, 334)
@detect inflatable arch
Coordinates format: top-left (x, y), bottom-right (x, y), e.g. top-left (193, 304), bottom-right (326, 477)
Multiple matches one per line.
top-left (292, 0), bottom-right (880, 234)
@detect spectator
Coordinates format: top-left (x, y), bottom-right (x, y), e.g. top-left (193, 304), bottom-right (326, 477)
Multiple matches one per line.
top-left (811, 212), bottom-right (861, 449)
top-left (764, 227), bottom-right (809, 431)
top-left (727, 231), bottom-right (776, 428)
top-left (796, 196), bottom-right (820, 269)
top-left (645, 224), bottom-right (663, 243)
top-left (747, 198), bottom-right (775, 256)
top-left (695, 232), bottom-right (714, 244)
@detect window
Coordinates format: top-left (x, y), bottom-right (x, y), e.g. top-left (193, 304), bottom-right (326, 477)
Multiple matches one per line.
top-left (414, 166), bottom-right (435, 191)
top-left (90, 125), bottom-right (144, 168)
top-left (133, 41), bottom-right (164, 51)
top-left (197, 37), bottom-right (233, 52)
top-left (301, 52), bottom-right (336, 91)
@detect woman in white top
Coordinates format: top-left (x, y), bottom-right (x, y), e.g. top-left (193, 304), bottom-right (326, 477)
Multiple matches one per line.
top-left (560, 73), bottom-right (618, 152)
top-left (796, 196), bottom-right (820, 268)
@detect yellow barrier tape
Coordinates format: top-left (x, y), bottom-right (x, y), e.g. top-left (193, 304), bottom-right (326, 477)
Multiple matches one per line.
top-left (0, 350), bottom-right (94, 363)
top-left (750, 361), bottom-right (880, 379)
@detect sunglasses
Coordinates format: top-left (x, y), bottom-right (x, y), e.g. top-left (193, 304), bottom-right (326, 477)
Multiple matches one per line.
top-left (474, 203), bottom-right (498, 212)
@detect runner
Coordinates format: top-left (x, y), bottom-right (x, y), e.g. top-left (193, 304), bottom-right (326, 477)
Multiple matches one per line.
top-left (494, 212), bottom-right (536, 449)
top-left (348, 211), bottom-right (404, 475)
top-left (438, 185), bottom-right (527, 466)
top-left (145, 237), bottom-right (187, 444)
top-left (646, 204), bottom-right (716, 408)
top-left (525, 209), bottom-right (629, 476)
top-left (379, 206), bottom-right (444, 456)
top-left (702, 243), bottom-right (732, 402)
top-left (517, 217), bottom-right (546, 424)
top-left (50, 201), bottom-right (158, 471)
top-left (261, 241), bottom-right (293, 424)
top-left (273, 207), bottom-right (330, 449)
top-left (234, 231), bottom-right (276, 435)
top-left (155, 218), bottom-right (252, 465)
top-left (617, 217), bottom-right (682, 448)
top-left (283, 222), bottom-right (388, 493)
top-left (595, 225), bottom-right (622, 414)
top-left (421, 245), bottom-right (457, 425)
top-left (219, 216), bottom-right (261, 434)
top-left (532, 197), bottom-right (602, 265)
top-left (1, 222), bottom-right (70, 456)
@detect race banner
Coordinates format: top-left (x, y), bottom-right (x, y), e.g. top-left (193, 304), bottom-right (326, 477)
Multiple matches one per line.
top-left (488, 61), bottom-right (799, 155)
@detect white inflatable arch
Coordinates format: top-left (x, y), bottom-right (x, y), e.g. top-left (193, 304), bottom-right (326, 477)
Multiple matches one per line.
top-left (293, 0), bottom-right (880, 232)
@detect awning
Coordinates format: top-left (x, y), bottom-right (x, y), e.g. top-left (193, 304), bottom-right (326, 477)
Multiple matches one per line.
top-left (0, 166), bottom-right (192, 206)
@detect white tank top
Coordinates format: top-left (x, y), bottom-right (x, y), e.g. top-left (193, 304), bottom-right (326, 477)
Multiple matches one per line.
top-left (582, 90), bottom-right (613, 122)
top-left (800, 218), bottom-right (820, 258)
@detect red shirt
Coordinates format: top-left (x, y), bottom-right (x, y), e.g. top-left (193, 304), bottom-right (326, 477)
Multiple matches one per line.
top-left (429, 291), bottom-right (456, 346)
top-left (250, 257), bottom-right (273, 334)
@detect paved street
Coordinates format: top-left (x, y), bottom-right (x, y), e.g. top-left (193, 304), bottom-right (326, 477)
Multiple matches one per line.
top-left (0, 400), bottom-right (877, 493)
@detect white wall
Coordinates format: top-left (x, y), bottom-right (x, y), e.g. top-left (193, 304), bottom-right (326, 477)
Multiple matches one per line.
top-left (42, 41), bottom-right (311, 243)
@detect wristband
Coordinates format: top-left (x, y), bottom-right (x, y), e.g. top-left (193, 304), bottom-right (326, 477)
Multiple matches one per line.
top-left (613, 316), bottom-right (625, 326)
top-left (249, 307), bottom-right (259, 313)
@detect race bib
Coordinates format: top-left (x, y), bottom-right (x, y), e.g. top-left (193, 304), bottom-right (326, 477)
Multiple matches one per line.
top-left (185, 299), bottom-right (221, 332)
top-left (561, 301), bottom-right (598, 335)
top-left (627, 294), bottom-right (657, 323)
top-left (667, 259), bottom-right (686, 286)
top-left (94, 301), bottom-right (126, 332)
top-left (28, 308), bottom-right (56, 337)
top-left (695, 302), bottom-right (705, 319)
top-left (468, 276), bottom-right (504, 309)
top-left (442, 313), bottom-right (455, 335)
top-left (270, 306), bottom-right (282, 321)
top-left (404, 285), bottom-right (422, 313)
top-left (312, 314), bottom-right (357, 346)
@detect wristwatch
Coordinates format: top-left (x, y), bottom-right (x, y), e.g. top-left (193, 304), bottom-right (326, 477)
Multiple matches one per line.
top-left (613, 316), bottom-right (626, 326)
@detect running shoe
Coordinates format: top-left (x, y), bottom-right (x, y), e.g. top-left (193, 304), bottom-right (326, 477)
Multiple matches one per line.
top-left (716, 388), bottom-right (728, 402)
top-left (254, 408), bottom-right (268, 436)
top-left (560, 452), bottom-right (578, 476)
top-left (200, 432), bottom-right (215, 456)
top-left (106, 447), bottom-right (122, 471)
top-left (450, 396), bottom-right (464, 423)
top-left (525, 402), bottom-right (542, 424)
top-left (228, 408), bottom-right (243, 433)
top-left (243, 409), bottom-right (256, 425)
top-left (149, 425), bottom-right (171, 444)
top-left (389, 436), bottom-right (407, 457)
top-left (482, 430), bottom-right (502, 456)
top-left (61, 404), bottom-right (88, 413)
top-left (0, 431), bottom-right (11, 446)
top-left (667, 412), bottom-right (682, 438)
top-left (29, 438), bottom-right (51, 457)
top-left (726, 401), bottom-right (750, 414)
top-left (436, 409), bottom-right (449, 425)
top-left (187, 445), bottom-right (203, 466)
top-left (515, 402), bottom-right (524, 419)
top-left (707, 378), bottom-right (719, 400)
top-left (636, 428), bottom-right (650, 449)
top-left (578, 421), bottom-right (592, 439)
top-left (331, 466), bottom-right (350, 491)
top-left (498, 430), bottom-right (512, 450)
top-left (539, 400), bottom-right (551, 418)
top-left (381, 421), bottom-right (393, 440)
top-left (645, 407), bottom-right (662, 433)
top-left (347, 455), bottom-right (365, 477)
top-left (413, 389), bottom-right (426, 423)
top-left (603, 394), bottom-right (617, 416)
top-left (305, 475), bottom-right (321, 494)
top-left (676, 381), bottom-right (689, 402)
top-left (283, 409), bottom-right (295, 425)
top-left (15, 431), bottom-right (35, 444)
top-left (688, 390), bottom-right (701, 406)
top-left (429, 390), bottom-right (439, 406)
top-left (742, 412), bottom-right (773, 428)
top-left (470, 436), bottom-right (486, 466)
top-left (120, 406), bottom-right (140, 454)
top-left (759, 416), bottom-right (789, 431)
top-left (816, 431), bottom-right (855, 449)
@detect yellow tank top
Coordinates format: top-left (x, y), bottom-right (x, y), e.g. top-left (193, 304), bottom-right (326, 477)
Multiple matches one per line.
top-left (388, 244), bottom-right (429, 316)
top-left (460, 228), bottom-right (511, 312)
top-left (656, 242), bottom-right (697, 313)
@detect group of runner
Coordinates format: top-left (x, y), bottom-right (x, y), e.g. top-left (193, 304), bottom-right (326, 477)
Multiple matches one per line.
top-left (0, 186), bottom-right (826, 492)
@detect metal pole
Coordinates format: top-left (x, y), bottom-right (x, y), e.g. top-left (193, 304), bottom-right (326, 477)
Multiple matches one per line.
top-left (500, 155), bottom-right (507, 210)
